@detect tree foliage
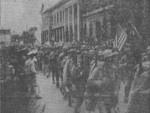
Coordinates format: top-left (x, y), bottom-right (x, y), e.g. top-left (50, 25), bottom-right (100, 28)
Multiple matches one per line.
top-left (21, 27), bottom-right (37, 45)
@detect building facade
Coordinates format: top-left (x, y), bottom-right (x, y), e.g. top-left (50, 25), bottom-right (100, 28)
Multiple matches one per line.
top-left (140, 0), bottom-right (150, 45)
top-left (41, 0), bottom-right (81, 46)
top-left (42, 0), bottom-right (150, 47)
top-left (41, 9), bottom-right (52, 44)
top-left (0, 29), bottom-right (11, 48)
top-left (41, 0), bottom-right (116, 46)
top-left (82, 0), bottom-right (116, 46)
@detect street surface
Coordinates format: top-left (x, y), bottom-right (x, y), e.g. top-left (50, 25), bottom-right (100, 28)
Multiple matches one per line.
top-left (0, 72), bottom-right (128, 113)
top-left (36, 72), bottom-right (128, 113)
top-left (37, 72), bottom-right (73, 113)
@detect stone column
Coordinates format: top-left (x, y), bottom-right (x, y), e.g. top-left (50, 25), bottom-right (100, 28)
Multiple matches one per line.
top-left (62, 10), bottom-right (64, 43)
top-left (64, 9), bottom-right (67, 42)
top-left (72, 5), bottom-right (75, 42)
top-left (68, 8), bottom-right (70, 42)
top-left (77, 4), bottom-right (80, 41)
top-left (86, 20), bottom-right (89, 37)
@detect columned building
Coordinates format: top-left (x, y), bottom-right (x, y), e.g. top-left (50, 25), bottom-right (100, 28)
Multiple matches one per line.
top-left (41, 0), bottom-right (150, 47)
top-left (41, 8), bottom-right (53, 45)
top-left (82, 0), bottom-right (116, 46)
top-left (42, 0), bottom-right (81, 46)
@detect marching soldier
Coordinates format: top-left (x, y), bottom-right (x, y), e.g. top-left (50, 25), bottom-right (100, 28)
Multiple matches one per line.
top-left (127, 53), bottom-right (150, 113)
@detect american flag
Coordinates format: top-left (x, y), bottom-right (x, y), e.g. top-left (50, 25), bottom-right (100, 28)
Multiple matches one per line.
top-left (113, 24), bottom-right (127, 51)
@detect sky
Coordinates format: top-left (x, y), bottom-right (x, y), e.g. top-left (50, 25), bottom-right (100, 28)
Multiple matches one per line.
top-left (1, 0), bottom-right (60, 40)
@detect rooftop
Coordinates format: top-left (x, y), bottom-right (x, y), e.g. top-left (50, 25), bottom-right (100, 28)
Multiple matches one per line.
top-left (43, 0), bottom-right (70, 14)
top-left (0, 29), bottom-right (11, 34)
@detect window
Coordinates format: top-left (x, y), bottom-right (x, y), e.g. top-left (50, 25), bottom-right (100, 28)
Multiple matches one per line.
top-left (89, 22), bottom-right (93, 37)
top-left (74, 24), bottom-right (77, 38)
top-left (74, 4), bottom-right (77, 20)
top-left (55, 30), bottom-right (57, 42)
top-left (84, 23), bottom-right (87, 35)
top-left (74, 4), bottom-right (78, 38)
top-left (65, 8), bottom-right (68, 22)
top-left (66, 26), bottom-right (69, 42)
top-left (70, 25), bottom-right (73, 42)
top-left (57, 12), bottom-right (59, 24)
top-left (62, 27), bottom-right (65, 41)
top-left (63, 10), bottom-right (65, 22)
top-left (47, 31), bottom-right (49, 41)
top-left (57, 29), bottom-right (59, 42)
top-left (51, 16), bottom-right (53, 25)
top-left (60, 28), bottom-right (63, 41)
top-left (96, 21), bottom-right (102, 41)
top-left (60, 11), bottom-right (62, 23)
top-left (69, 6), bottom-right (72, 22)
top-left (53, 15), bottom-right (54, 25)
top-left (54, 15), bottom-right (56, 25)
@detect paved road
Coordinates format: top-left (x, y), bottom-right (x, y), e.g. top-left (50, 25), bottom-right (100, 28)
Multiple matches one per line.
top-left (1, 72), bottom-right (128, 113)
top-left (36, 73), bottom-right (128, 113)
top-left (37, 73), bottom-right (73, 113)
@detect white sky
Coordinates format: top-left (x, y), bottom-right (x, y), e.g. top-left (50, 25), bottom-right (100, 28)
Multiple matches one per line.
top-left (1, 0), bottom-right (60, 38)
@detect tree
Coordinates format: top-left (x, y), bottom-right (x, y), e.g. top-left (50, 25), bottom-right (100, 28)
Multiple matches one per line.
top-left (21, 27), bottom-right (37, 46)
top-left (11, 34), bottom-right (21, 45)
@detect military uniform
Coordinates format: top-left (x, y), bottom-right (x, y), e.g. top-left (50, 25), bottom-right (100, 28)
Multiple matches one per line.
top-left (71, 64), bottom-right (85, 113)
top-left (127, 71), bottom-right (150, 113)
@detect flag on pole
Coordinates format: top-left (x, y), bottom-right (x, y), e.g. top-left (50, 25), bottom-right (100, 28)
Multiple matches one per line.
top-left (113, 24), bottom-right (127, 51)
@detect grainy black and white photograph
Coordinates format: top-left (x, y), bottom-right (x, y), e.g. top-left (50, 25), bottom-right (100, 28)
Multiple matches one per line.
top-left (0, 0), bottom-right (150, 113)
